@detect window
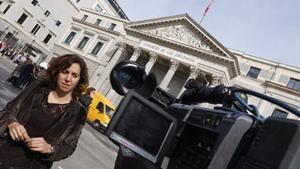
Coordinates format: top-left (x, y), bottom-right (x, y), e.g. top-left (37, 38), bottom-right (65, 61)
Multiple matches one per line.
top-left (3, 5), bottom-right (11, 14)
top-left (44, 10), bottom-right (50, 17)
top-left (96, 102), bottom-right (104, 112)
top-left (272, 108), bottom-right (288, 118)
top-left (106, 106), bottom-right (113, 117)
top-left (108, 23), bottom-right (116, 31)
top-left (56, 20), bottom-right (61, 27)
top-left (287, 78), bottom-right (300, 91)
top-left (43, 34), bottom-right (52, 44)
top-left (91, 42), bottom-right (103, 55)
top-left (81, 15), bottom-right (88, 21)
top-left (95, 19), bottom-right (101, 26)
top-left (31, 24), bottom-right (41, 35)
top-left (64, 31), bottom-right (76, 44)
top-left (17, 13), bottom-right (28, 25)
top-left (31, 0), bottom-right (38, 6)
top-left (95, 4), bottom-right (102, 12)
top-left (247, 66), bottom-right (261, 79)
top-left (77, 36), bottom-right (89, 49)
top-left (5, 32), bottom-right (12, 39)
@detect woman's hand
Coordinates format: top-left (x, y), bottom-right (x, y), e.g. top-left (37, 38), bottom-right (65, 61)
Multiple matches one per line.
top-left (8, 122), bottom-right (30, 141)
top-left (26, 137), bottom-right (52, 154)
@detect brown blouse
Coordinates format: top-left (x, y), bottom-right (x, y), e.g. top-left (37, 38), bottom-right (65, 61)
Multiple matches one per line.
top-left (0, 92), bottom-right (69, 169)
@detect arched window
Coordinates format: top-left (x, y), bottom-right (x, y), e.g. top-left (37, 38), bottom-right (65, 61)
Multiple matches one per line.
top-left (77, 36), bottom-right (89, 49)
top-left (64, 32), bottom-right (76, 44)
top-left (91, 42), bottom-right (103, 56)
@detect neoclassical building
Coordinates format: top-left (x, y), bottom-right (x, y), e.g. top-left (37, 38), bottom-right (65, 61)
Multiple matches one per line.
top-left (49, 8), bottom-right (300, 118)
top-left (0, 0), bottom-right (126, 63)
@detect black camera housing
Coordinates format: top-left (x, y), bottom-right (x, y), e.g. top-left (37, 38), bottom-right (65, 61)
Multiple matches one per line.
top-left (106, 61), bottom-right (300, 169)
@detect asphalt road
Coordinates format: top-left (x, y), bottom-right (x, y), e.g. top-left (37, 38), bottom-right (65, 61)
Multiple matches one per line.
top-left (0, 56), bottom-right (118, 169)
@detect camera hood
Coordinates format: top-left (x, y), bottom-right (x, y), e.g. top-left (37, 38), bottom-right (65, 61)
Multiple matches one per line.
top-left (110, 60), bottom-right (147, 96)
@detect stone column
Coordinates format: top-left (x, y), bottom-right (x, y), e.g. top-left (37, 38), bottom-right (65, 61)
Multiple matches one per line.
top-left (145, 52), bottom-right (158, 74)
top-left (103, 42), bottom-right (127, 105)
top-left (159, 59), bottom-right (179, 91)
top-left (177, 66), bottom-right (200, 97)
top-left (210, 74), bottom-right (221, 87)
top-left (95, 42), bottom-right (126, 91)
top-left (129, 47), bottom-right (141, 61)
top-left (201, 72), bottom-right (209, 86)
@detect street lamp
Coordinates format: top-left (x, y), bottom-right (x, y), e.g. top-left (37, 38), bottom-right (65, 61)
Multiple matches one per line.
top-left (0, 25), bottom-right (9, 41)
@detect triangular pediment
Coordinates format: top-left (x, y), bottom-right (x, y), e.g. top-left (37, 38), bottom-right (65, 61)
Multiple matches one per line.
top-left (144, 25), bottom-right (213, 52)
top-left (125, 14), bottom-right (235, 59)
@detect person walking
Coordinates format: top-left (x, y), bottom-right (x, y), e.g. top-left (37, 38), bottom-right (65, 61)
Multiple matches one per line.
top-left (6, 59), bottom-right (27, 85)
top-left (79, 87), bottom-right (96, 107)
top-left (0, 54), bottom-right (89, 169)
top-left (14, 59), bottom-right (34, 88)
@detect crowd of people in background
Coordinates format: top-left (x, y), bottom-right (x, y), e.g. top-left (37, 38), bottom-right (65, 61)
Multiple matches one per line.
top-left (0, 40), bottom-right (47, 89)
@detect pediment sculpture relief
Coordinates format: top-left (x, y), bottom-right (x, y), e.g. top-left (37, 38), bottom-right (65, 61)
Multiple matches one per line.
top-left (146, 25), bottom-right (212, 52)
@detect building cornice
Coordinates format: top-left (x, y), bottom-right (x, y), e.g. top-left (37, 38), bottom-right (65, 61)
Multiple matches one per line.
top-left (107, 0), bottom-right (129, 20)
top-left (239, 74), bottom-right (266, 84)
top-left (81, 8), bottom-right (129, 23)
top-left (127, 14), bottom-right (236, 58)
top-left (67, 0), bottom-right (80, 12)
top-left (54, 43), bottom-right (106, 66)
top-left (127, 14), bottom-right (189, 26)
top-left (125, 27), bottom-right (238, 79)
top-left (264, 80), bottom-right (300, 97)
top-left (73, 17), bottom-right (121, 36)
top-left (230, 48), bottom-right (300, 73)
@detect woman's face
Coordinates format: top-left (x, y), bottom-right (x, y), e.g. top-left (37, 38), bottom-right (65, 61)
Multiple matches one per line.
top-left (57, 63), bottom-right (81, 94)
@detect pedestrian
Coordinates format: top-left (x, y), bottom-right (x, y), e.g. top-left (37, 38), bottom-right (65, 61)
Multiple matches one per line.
top-left (0, 54), bottom-right (89, 169)
top-left (1, 45), bottom-right (10, 56)
top-left (6, 59), bottom-right (27, 85)
top-left (0, 41), bottom-right (3, 50)
top-left (79, 87), bottom-right (96, 107)
top-left (0, 42), bottom-right (6, 53)
top-left (9, 49), bottom-right (18, 61)
top-left (13, 52), bottom-right (24, 64)
top-left (37, 62), bottom-right (48, 80)
top-left (14, 59), bottom-right (34, 88)
top-left (22, 63), bottom-right (39, 88)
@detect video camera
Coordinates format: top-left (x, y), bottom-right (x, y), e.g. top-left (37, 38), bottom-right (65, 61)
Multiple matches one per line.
top-left (105, 60), bottom-right (300, 169)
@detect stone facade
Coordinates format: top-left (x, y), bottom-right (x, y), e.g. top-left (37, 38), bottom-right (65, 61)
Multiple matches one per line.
top-left (0, 0), bottom-right (126, 63)
top-left (50, 9), bottom-right (300, 118)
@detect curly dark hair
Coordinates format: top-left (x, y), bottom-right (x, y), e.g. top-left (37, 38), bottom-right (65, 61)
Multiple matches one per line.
top-left (46, 54), bottom-right (89, 99)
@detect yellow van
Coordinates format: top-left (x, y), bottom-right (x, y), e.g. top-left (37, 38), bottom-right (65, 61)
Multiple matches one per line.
top-left (86, 91), bottom-right (115, 132)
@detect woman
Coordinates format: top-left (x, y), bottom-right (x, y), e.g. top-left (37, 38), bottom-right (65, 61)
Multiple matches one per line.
top-left (0, 54), bottom-right (89, 169)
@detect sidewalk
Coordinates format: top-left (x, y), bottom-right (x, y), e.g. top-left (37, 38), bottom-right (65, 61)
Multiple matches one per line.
top-left (0, 55), bottom-right (17, 73)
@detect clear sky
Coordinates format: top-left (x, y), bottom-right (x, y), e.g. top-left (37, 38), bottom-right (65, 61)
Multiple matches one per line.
top-left (117, 0), bottom-right (300, 68)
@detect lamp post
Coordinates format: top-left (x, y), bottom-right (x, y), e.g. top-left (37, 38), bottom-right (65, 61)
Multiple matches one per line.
top-left (0, 25), bottom-right (9, 41)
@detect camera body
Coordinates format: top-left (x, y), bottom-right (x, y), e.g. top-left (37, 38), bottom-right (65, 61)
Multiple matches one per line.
top-left (106, 61), bottom-right (300, 169)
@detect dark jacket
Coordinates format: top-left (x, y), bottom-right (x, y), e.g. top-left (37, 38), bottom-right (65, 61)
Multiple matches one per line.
top-left (79, 95), bottom-right (93, 108)
top-left (0, 80), bottom-right (87, 169)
